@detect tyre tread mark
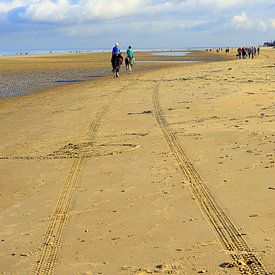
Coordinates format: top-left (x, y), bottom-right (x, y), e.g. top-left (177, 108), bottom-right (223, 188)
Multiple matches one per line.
top-left (153, 84), bottom-right (268, 275)
top-left (33, 84), bottom-right (130, 275)
top-left (34, 157), bottom-right (83, 275)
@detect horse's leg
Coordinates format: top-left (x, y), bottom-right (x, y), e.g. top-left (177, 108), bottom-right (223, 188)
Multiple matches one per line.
top-left (112, 62), bottom-right (117, 76)
top-left (112, 65), bottom-right (116, 77)
top-left (129, 64), bottom-right (132, 73)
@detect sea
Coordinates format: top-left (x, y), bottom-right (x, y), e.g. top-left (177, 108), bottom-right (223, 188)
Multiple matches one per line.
top-left (0, 47), bottom-right (213, 57)
top-left (0, 48), bottom-right (106, 56)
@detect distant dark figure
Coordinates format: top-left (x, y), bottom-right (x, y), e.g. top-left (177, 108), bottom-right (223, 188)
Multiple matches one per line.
top-left (225, 48), bottom-right (230, 54)
top-left (253, 47), bottom-right (257, 56)
top-left (237, 47), bottom-right (242, 59)
top-left (257, 47), bottom-right (260, 55)
top-left (247, 48), bottom-right (251, 58)
top-left (241, 47), bottom-right (246, 59)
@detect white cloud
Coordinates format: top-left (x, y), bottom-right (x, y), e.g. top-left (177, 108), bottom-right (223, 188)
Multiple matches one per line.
top-left (231, 12), bottom-right (254, 29)
top-left (1, 0), bottom-right (274, 48)
top-left (13, 0), bottom-right (161, 23)
top-left (195, 0), bottom-right (242, 9)
top-left (2, 0), bottom-right (274, 26)
top-left (174, 0), bottom-right (272, 11)
top-left (2, 0), bottom-right (268, 23)
top-left (231, 11), bottom-right (273, 31)
top-left (0, 0), bottom-right (30, 12)
top-left (258, 20), bottom-right (268, 31)
top-left (22, 0), bottom-right (77, 23)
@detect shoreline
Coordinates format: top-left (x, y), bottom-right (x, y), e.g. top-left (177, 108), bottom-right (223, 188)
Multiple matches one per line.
top-left (0, 47), bottom-right (236, 57)
top-left (0, 50), bottom-right (232, 99)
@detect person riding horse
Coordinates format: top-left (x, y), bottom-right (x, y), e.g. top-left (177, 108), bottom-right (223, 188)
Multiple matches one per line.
top-left (125, 45), bottom-right (135, 73)
top-left (111, 42), bottom-right (123, 78)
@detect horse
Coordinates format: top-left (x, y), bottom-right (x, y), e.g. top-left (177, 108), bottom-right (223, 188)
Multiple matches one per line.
top-left (111, 54), bottom-right (123, 77)
top-left (125, 56), bottom-right (134, 73)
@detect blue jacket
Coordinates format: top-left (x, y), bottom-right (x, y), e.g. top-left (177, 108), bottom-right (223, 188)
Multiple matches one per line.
top-left (112, 46), bottom-right (120, 55)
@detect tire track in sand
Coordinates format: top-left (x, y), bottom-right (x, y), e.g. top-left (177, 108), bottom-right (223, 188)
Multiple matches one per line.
top-left (34, 83), bottom-right (130, 275)
top-left (34, 157), bottom-right (83, 275)
top-left (153, 84), bottom-right (268, 275)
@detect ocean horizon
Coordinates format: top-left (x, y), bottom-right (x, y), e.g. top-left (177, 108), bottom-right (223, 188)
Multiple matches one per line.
top-left (0, 47), bottom-right (222, 57)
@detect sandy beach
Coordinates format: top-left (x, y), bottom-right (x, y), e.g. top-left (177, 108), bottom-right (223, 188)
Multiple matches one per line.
top-left (0, 48), bottom-right (274, 275)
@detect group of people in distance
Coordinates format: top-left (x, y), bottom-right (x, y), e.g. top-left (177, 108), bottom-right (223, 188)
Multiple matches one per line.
top-left (111, 42), bottom-right (135, 78)
top-left (206, 46), bottom-right (261, 59)
top-left (237, 46), bottom-right (260, 59)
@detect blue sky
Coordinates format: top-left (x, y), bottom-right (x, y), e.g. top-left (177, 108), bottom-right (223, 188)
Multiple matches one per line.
top-left (0, 0), bottom-right (274, 51)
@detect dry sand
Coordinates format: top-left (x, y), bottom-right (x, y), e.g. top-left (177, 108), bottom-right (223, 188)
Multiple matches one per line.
top-left (0, 49), bottom-right (274, 275)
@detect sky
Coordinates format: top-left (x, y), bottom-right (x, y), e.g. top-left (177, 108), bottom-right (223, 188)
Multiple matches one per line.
top-left (0, 0), bottom-right (275, 51)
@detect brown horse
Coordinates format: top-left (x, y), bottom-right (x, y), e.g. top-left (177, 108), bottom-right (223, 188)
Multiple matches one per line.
top-left (111, 54), bottom-right (123, 77)
top-left (125, 56), bottom-right (134, 73)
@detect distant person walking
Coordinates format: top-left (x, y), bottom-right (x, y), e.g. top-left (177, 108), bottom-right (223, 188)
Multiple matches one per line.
top-left (111, 42), bottom-right (123, 78)
top-left (250, 47), bottom-right (255, 59)
top-left (125, 45), bottom-right (135, 73)
top-left (241, 47), bottom-right (246, 59)
top-left (257, 47), bottom-right (260, 55)
top-left (237, 47), bottom-right (242, 59)
top-left (248, 48), bottom-right (251, 58)
top-left (253, 47), bottom-right (257, 56)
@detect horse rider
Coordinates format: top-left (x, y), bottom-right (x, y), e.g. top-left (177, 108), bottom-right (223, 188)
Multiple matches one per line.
top-left (111, 42), bottom-right (123, 77)
top-left (112, 42), bottom-right (120, 56)
top-left (126, 45), bottom-right (135, 73)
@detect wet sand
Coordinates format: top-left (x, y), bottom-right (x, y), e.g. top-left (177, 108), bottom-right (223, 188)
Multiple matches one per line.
top-left (0, 51), bottom-right (230, 98)
top-left (0, 48), bottom-right (274, 274)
